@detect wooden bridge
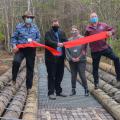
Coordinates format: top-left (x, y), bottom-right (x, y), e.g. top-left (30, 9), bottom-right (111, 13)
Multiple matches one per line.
top-left (0, 55), bottom-right (120, 120)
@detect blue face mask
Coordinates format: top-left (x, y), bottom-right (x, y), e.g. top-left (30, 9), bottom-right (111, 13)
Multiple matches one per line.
top-left (90, 17), bottom-right (98, 23)
top-left (25, 18), bottom-right (33, 24)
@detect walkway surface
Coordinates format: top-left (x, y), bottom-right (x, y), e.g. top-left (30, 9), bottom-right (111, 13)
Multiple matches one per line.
top-left (38, 62), bottom-right (114, 120)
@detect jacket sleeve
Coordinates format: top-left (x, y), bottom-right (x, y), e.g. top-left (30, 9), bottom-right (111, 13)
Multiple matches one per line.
top-left (11, 27), bottom-right (19, 47)
top-left (84, 25), bottom-right (90, 37)
top-left (45, 31), bottom-right (58, 48)
top-left (84, 30), bottom-right (90, 37)
top-left (78, 36), bottom-right (88, 57)
top-left (105, 24), bottom-right (115, 35)
top-left (65, 48), bottom-right (72, 61)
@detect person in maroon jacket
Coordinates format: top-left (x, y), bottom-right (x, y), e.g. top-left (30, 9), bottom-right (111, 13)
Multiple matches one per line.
top-left (85, 12), bottom-right (120, 89)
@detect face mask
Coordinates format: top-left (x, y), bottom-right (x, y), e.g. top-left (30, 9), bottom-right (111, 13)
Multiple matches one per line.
top-left (52, 26), bottom-right (59, 32)
top-left (25, 18), bottom-right (33, 24)
top-left (71, 31), bottom-right (79, 36)
top-left (90, 17), bottom-right (98, 23)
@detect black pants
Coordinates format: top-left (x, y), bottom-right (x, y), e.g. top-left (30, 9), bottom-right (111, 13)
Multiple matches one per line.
top-left (91, 47), bottom-right (120, 85)
top-left (45, 57), bottom-right (64, 96)
top-left (12, 48), bottom-right (36, 89)
top-left (69, 61), bottom-right (88, 90)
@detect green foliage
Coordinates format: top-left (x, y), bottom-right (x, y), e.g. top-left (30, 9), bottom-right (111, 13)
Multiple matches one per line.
top-left (80, 0), bottom-right (90, 4)
top-left (0, 32), bottom-right (4, 42)
top-left (0, 0), bottom-right (120, 55)
top-left (33, 0), bottom-right (56, 10)
top-left (108, 38), bottom-right (120, 57)
top-left (116, 24), bottom-right (120, 38)
top-left (0, 19), bottom-right (5, 42)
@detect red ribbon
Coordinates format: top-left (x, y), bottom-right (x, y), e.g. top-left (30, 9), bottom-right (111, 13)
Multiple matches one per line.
top-left (16, 31), bottom-right (109, 56)
top-left (17, 41), bottom-right (61, 56)
top-left (64, 31), bottom-right (109, 48)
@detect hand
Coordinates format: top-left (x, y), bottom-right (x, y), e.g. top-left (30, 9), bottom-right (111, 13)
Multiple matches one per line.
top-left (72, 58), bottom-right (76, 62)
top-left (58, 43), bottom-right (63, 47)
top-left (72, 58), bottom-right (79, 62)
top-left (107, 31), bottom-right (112, 37)
top-left (12, 46), bottom-right (19, 53)
top-left (76, 57), bottom-right (80, 61)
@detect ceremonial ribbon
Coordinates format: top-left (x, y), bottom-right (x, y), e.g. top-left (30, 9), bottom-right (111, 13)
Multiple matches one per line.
top-left (16, 41), bottom-right (61, 56)
top-left (63, 31), bottom-right (109, 48)
top-left (16, 31), bottom-right (109, 56)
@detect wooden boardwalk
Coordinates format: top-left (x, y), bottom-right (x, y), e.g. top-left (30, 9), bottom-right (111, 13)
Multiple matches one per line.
top-left (38, 62), bottom-right (114, 120)
top-left (0, 57), bottom-right (119, 120)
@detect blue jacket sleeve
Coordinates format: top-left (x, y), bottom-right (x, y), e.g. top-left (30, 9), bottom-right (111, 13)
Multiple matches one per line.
top-left (11, 27), bottom-right (19, 47)
top-left (35, 26), bottom-right (41, 42)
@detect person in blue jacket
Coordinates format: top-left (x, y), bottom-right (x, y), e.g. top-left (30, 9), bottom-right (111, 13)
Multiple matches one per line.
top-left (11, 11), bottom-right (40, 91)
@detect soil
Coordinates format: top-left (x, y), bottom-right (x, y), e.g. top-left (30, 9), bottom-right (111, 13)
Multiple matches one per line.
top-left (0, 50), bottom-right (12, 75)
top-left (0, 50), bottom-right (44, 76)
top-left (0, 50), bottom-right (113, 76)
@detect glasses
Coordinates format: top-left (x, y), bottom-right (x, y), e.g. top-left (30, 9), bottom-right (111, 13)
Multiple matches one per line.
top-left (25, 16), bottom-right (33, 19)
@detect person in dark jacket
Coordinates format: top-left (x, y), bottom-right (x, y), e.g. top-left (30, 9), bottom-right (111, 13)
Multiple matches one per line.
top-left (66, 25), bottom-right (89, 96)
top-left (85, 12), bottom-right (120, 89)
top-left (45, 19), bottom-right (67, 100)
top-left (11, 11), bottom-right (41, 91)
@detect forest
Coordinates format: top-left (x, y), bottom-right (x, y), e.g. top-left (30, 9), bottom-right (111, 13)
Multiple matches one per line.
top-left (0, 0), bottom-right (120, 56)
top-left (0, 1), bottom-right (120, 119)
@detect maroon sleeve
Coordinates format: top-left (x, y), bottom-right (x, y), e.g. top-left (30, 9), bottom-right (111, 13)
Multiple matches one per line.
top-left (84, 25), bottom-right (90, 36)
top-left (104, 23), bottom-right (115, 35)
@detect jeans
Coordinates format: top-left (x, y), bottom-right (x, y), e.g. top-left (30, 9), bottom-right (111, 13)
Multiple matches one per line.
top-left (45, 57), bottom-right (64, 96)
top-left (91, 47), bottom-right (120, 85)
top-left (12, 48), bottom-right (36, 89)
top-left (69, 61), bottom-right (88, 89)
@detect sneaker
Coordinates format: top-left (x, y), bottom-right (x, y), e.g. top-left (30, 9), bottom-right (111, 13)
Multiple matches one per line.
top-left (49, 95), bottom-right (56, 100)
top-left (70, 89), bottom-right (76, 96)
top-left (56, 93), bottom-right (67, 97)
top-left (27, 89), bottom-right (32, 94)
top-left (115, 81), bottom-right (120, 89)
top-left (85, 89), bottom-right (89, 96)
top-left (94, 84), bottom-right (99, 90)
top-left (12, 81), bottom-right (16, 86)
top-left (7, 81), bottom-right (16, 86)
top-left (11, 81), bottom-right (16, 94)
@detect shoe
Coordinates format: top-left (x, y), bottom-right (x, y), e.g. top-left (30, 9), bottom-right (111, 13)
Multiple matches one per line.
top-left (115, 81), bottom-right (120, 89)
top-left (7, 81), bottom-right (16, 86)
top-left (56, 93), bottom-right (67, 97)
top-left (49, 95), bottom-right (56, 100)
top-left (27, 89), bottom-right (32, 94)
top-left (11, 81), bottom-right (16, 94)
top-left (85, 89), bottom-right (89, 96)
top-left (12, 81), bottom-right (16, 86)
top-left (70, 89), bottom-right (76, 96)
top-left (94, 84), bottom-right (99, 90)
